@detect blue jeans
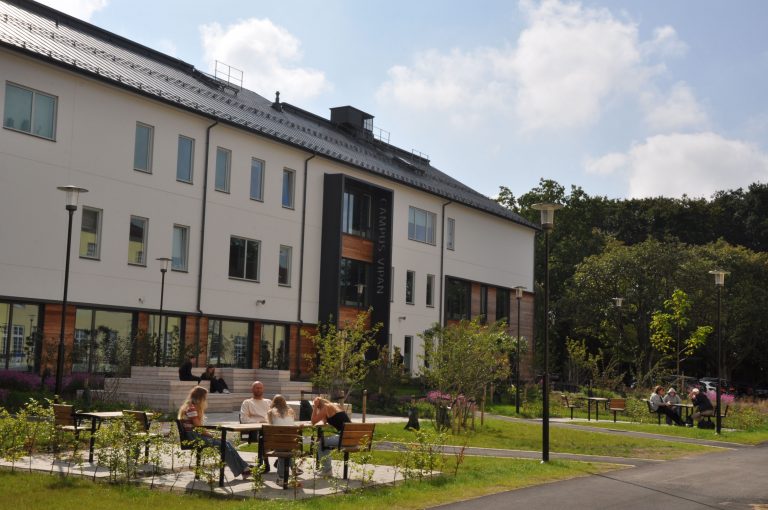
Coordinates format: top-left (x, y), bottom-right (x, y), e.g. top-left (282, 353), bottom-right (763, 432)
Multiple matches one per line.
top-left (318, 434), bottom-right (339, 472)
top-left (190, 432), bottom-right (249, 477)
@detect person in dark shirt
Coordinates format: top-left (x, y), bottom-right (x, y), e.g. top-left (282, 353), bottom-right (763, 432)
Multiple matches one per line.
top-left (689, 387), bottom-right (714, 425)
top-left (200, 365), bottom-right (230, 393)
top-left (178, 355), bottom-right (201, 384)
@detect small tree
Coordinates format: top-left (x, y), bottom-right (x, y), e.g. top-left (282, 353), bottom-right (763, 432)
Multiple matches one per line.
top-left (419, 318), bottom-right (512, 433)
top-left (306, 310), bottom-right (382, 403)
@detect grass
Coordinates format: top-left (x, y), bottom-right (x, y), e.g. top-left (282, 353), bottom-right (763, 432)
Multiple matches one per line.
top-left (0, 453), bottom-right (619, 510)
top-left (373, 418), bottom-right (716, 460)
top-left (561, 420), bottom-right (768, 445)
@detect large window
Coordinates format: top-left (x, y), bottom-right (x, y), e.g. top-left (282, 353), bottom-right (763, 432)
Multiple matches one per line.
top-left (447, 217), bottom-right (455, 250)
top-left (342, 189), bottom-right (372, 238)
top-left (250, 158), bottom-right (264, 201)
top-left (426, 274), bottom-right (435, 307)
top-left (278, 245), bottom-right (292, 286)
top-left (215, 147), bottom-right (231, 192)
top-left (133, 122), bottom-right (154, 172)
top-left (79, 207), bottom-right (102, 259)
top-left (261, 323), bottom-right (288, 370)
top-left (282, 168), bottom-right (295, 208)
top-left (445, 278), bottom-right (470, 321)
top-left (0, 302), bottom-right (41, 371)
top-left (72, 308), bottom-right (132, 376)
top-left (496, 288), bottom-right (510, 322)
top-left (145, 314), bottom-right (183, 367)
top-left (229, 236), bottom-right (260, 281)
top-left (128, 216), bottom-right (148, 266)
top-left (406, 270), bottom-right (415, 305)
top-left (339, 258), bottom-right (369, 307)
top-left (172, 224), bottom-right (189, 271)
top-left (408, 206), bottom-right (436, 245)
top-left (176, 135), bottom-right (194, 182)
top-left (3, 82), bottom-right (57, 139)
top-left (208, 319), bottom-right (249, 368)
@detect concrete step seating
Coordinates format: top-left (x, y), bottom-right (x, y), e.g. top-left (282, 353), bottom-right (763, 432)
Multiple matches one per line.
top-left (104, 366), bottom-right (313, 413)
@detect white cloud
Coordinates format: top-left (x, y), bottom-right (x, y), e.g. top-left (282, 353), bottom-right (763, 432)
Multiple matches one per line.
top-left (35, 0), bottom-right (107, 21)
top-left (643, 82), bottom-right (709, 132)
top-left (642, 25), bottom-right (688, 58)
top-left (622, 133), bottom-right (768, 198)
top-left (199, 18), bottom-right (330, 102)
top-left (584, 152), bottom-right (628, 175)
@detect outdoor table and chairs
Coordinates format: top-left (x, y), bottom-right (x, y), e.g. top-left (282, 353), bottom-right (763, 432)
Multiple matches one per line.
top-left (584, 397), bottom-right (609, 421)
top-left (672, 403), bottom-right (693, 421)
top-left (75, 410), bottom-right (124, 463)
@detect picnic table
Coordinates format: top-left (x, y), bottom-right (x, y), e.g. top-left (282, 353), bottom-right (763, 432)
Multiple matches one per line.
top-left (75, 411), bottom-right (124, 463)
top-left (584, 397), bottom-right (609, 421)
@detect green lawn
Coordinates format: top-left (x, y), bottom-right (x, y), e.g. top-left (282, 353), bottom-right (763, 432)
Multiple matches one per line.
top-left (561, 420), bottom-right (768, 445)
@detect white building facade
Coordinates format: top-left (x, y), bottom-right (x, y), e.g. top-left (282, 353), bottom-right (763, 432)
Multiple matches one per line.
top-left (0, 0), bottom-right (536, 379)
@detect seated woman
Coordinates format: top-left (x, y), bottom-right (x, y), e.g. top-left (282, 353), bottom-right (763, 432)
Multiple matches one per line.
top-left (311, 397), bottom-right (350, 476)
top-left (267, 394), bottom-right (301, 487)
top-left (178, 386), bottom-right (251, 479)
top-left (689, 388), bottom-right (714, 426)
top-left (200, 365), bottom-right (230, 393)
top-left (649, 385), bottom-right (685, 426)
top-left (663, 387), bottom-right (682, 425)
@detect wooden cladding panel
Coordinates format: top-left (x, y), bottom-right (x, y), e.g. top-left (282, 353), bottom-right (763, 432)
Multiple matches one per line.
top-left (341, 234), bottom-right (374, 262)
top-left (338, 305), bottom-right (371, 329)
top-left (41, 304), bottom-right (75, 371)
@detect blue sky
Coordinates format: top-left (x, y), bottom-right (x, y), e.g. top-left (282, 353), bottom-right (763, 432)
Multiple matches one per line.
top-left (41, 0), bottom-right (768, 200)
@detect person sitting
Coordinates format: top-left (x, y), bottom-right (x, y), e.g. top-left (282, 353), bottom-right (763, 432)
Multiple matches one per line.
top-left (178, 355), bottom-right (201, 384)
top-left (200, 365), bottom-right (230, 393)
top-left (240, 381), bottom-right (271, 468)
top-left (267, 394), bottom-right (301, 487)
top-left (311, 397), bottom-right (351, 476)
top-left (689, 388), bottom-right (714, 426)
top-left (177, 386), bottom-right (251, 480)
top-left (649, 385), bottom-right (685, 426)
top-left (663, 387), bottom-right (682, 425)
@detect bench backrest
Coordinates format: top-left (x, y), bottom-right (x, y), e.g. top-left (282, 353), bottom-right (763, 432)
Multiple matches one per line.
top-left (261, 425), bottom-right (302, 453)
top-left (123, 410), bottom-right (150, 431)
top-left (560, 395), bottom-right (571, 407)
top-left (609, 398), bottom-right (626, 410)
top-left (339, 423), bottom-right (376, 452)
top-left (175, 419), bottom-right (195, 450)
top-left (645, 399), bottom-right (656, 412)
top-left (53, 404), bottom-right (76, 428)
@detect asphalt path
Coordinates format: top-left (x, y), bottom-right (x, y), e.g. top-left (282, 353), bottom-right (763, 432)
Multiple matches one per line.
top-left (433, 430), bottom-right (768, 510)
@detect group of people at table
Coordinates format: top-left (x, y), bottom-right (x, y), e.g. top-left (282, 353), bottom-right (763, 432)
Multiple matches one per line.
top-left (177, 377), bottom-right (348, 486)
top-left (648, 385), bottom-right (714, 426)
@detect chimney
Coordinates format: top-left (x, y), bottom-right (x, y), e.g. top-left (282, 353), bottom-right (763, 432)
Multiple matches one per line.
top-left (272, 91), bottom-right (282, 111)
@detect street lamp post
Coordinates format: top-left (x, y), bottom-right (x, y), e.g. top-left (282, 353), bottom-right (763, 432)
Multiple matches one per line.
top-left (709, 269), bottom-right (728, 434)
top-left (156, 257), bottom-right (171, 367)
top-left (531, 202), bottom-right (562, 463)
top-left (612, 296), bottom-right (623, 367)
top-left (55, 185), bottom-right (88, 397)
top-left (514, 285), bottom-right (526, 414)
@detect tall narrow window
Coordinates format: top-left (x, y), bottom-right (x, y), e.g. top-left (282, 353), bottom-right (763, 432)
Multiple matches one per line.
top-left (404, 336), bottom-right (413, 372)
top-left (250, 158), bottom-right (264, 201)
top-left (479, 285), bottom-right (488, 323)
top-left (408, 206), bottom-right (436, 244)
top-left (229, 236), bottom-right (260, 281)
top-left (4, 82), bottom-right (57, 139)
top-left (390, 267), bottom-right (394, 303)
top-left (342, 189), bottom-right (372, 238)
top-left (339, 258), bottom-right (369, 307)
top-left (215, 147), bottom-right (231, 192)
top-left (278, 245), bottom-right (292, 286)
top-left (445, 278), bottom-right (471, 320)
top-left (406, 270), bottom-right (415, 305)
top-left (447, 217), bottom-right (455, 250)
top-left (496, 288), bottom-right (510, 322)
top-left (282, 168), bottom-right (295, 208)
top-left (128, 216), bottom-right (148, 266)
top-left (426, 274), bottom-right (435, 307)
top-left (172, 224), bottom-right (189, 271)
top-left (133, 122), bottom-right (153, 172)
top-left (79, 207), bottom-right (102, 259)
top-left (176, 135), bottom-right (194, 182)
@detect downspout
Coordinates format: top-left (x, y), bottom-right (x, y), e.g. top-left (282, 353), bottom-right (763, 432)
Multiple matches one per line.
top-left (439, 200), bottom-right (453, 326)
top-left (296, 152), bottom-right (315, 378)
top-left (195, 120), bottom-right (218, 365)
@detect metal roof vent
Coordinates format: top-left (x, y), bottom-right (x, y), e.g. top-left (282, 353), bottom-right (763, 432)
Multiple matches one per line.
top-left (330, 106), bottom-right (373, 138)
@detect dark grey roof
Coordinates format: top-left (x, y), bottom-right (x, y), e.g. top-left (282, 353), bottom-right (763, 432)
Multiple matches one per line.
top-left (0, 0), bottom-right (537, 230)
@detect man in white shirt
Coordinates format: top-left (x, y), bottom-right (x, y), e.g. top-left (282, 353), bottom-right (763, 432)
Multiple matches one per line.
top-left (240, 381), bottom-right (271, 423)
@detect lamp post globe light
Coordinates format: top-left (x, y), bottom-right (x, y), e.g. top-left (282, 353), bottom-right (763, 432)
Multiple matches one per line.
top-left (156, 257), bottom-right (172, 366)
top-left (709, 269), bottom-right (728, 434)
top-left (514, 285), bottom-right (526, 414)
top-left (531, 202), bottom-right (562, 462)
top-left (54, 185), bottom-right (88, 397)
top-left (356, 282), bottom-right (366, 311)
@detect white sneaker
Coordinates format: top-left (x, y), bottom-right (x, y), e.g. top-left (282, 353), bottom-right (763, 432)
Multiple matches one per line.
top-left (223, 389), bottom-right (230, 394)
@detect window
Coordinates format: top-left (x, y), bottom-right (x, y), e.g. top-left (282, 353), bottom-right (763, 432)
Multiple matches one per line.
top-left (3, 82), bottom-right (57, 139)
top-left (176, 135), bottom-right (194, 182)
top-left (278, 245), bottom-right (292, 286)
top-left (79, 207), bottom-right (102, 259)
top-left (229, 236), bottom-right (260, 281)
top-left (133, 122), bottom-right (154, 172)
top-left (0, 302), bottom-right (41, 370)
top-left (408, 206), bottom-right (436, 244)
top-left (406, 270), bottom-right (415, 305)
top-left (215, 147), bottom-right (231, 192)
top-left (342, 189), bottom-right (372, 238)
top-left (339, 258), bottom-right (369, 307)
top-left (128, 216), bottom-right (148, 266)
top-left (445, 278), bottom-right (470, 320)
top-left (261, 324), bottom-right (289, 370)
top-left (250, 158), bottom-right (264, 201)
top-left (404, 336), bottom-right (412, 372)
top-left (172, 224), bottom-right (189, 271)
top-left (479, 285), bottom-right (488, 323)
top-left (426, 274), bottom-right (435, 307)
top-left (447, 217), bottom-right (455, 250)
top-left (73, 308), bottom-right (132, 374)
top-left (208, 319), bottom-right (249, 368)
top-left (282, 168), bottom-right (295, 208)
top-left (496, 288), bottom-right (510, 322)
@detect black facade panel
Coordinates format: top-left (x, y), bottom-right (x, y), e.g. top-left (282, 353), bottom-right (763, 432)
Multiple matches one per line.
top-left (369, 186), bottom-right (393, 349)
top-left (318, 174), bottom-right (344, 325)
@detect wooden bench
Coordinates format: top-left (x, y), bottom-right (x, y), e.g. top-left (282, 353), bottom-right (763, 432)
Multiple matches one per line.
top-left (336, 422), bottom-right (376, 479)
top-left (123, 410), bottom-right (158, 463)
top-left (174, 419), bottom-right (211, 479)
top-left (560, 394), bottom-right (580, 419)
top-left (699, 404), bottom-right (729, 427)
top-left (608, 398), bottom-right (626, 423)
top-left (261, 425), bottom-right (304, 489)
top-left (645, 399), bottom-right (663, 425)
top-left (53, 404), bottom-right (81, 437)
